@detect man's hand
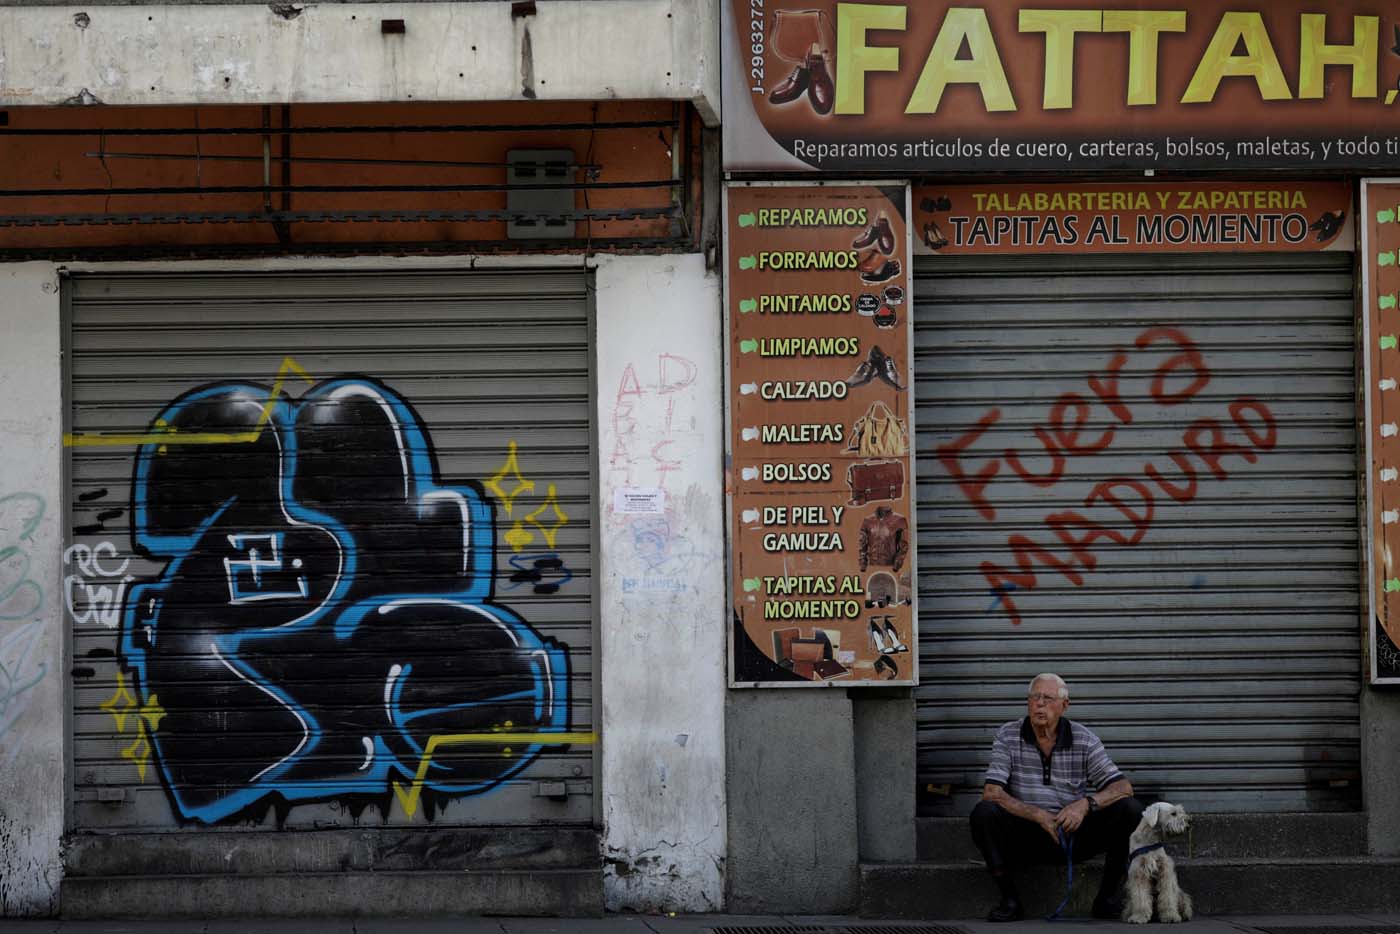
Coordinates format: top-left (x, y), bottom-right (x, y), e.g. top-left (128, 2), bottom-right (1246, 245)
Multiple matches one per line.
top-left (1055, 798), bottom-right (1091, 833)
top-left (1035, 808), bottom-right (1060, 840)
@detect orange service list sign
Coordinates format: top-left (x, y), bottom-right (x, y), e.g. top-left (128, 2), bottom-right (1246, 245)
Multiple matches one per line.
top-left (725, 182), bottom-right (919, 688)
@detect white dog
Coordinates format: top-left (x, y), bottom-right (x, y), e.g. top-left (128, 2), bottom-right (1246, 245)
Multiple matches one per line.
top-left (1122, 802), bottom-right (1194, 924)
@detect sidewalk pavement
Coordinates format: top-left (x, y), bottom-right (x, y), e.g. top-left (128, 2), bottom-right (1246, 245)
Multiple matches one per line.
top-left (1, 913), bottom-right (1398, 933)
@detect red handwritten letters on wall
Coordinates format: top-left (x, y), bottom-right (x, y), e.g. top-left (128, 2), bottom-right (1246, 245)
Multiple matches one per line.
top-left (938, 326), bottom-right (1277, 625)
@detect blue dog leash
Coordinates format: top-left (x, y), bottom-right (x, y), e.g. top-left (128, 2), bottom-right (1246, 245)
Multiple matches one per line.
top-left (1046, 828), bottom-right (1074, 921)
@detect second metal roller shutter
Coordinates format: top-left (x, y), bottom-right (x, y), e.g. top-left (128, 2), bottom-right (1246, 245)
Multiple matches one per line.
top-left (913, 253), bottom-right (1360, 816)
top-left (67, 270), bottom-right (595, 831)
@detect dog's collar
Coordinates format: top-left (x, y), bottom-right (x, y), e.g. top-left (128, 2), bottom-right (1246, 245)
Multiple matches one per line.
top-left (1129, 842), bottom-right (1166, 863)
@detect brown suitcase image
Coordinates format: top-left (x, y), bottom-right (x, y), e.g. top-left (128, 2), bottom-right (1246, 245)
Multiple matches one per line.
top-left (847, 459), bottom-right (905, 505)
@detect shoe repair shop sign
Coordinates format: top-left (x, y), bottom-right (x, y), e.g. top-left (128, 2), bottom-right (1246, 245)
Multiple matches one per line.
top-left (914, 181), bottom-right (1354, 254)
top-left (725, 182), bottom-right (919, 687)
top-left (723, 1), bottom-right (1400, 172)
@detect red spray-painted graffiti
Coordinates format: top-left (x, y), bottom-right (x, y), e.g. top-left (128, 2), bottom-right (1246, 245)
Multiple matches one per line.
top-left (937, 326), bottom-right (1278, 626)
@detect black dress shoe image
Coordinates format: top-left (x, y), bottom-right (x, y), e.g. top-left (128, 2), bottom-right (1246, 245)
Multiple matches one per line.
top-left (846, 358), bottom-right (876, 388)
top-left (877, 352), bottom-right (905, 390)
top-left (806, 52), bottom-right (834, 114)
top-left (768, 63), bottom-right (809, 105)
top-left (852, 222), bottom-right (881, 250)
top-left (853, 214), bottom-right (896, 253)
top-left (860, 259), bottom-right (901, 284)
top-left (987, 896), bottom-right (1024, 922)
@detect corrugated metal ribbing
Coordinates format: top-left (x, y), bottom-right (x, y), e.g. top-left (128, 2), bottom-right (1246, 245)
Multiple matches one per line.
top-left (912, 253), bottom-right (1360, 816)
top-left (68, 270), bottom-right (595, 831)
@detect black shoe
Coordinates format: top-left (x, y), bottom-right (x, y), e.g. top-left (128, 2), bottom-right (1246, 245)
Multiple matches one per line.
top-left (846, 359), bottom-right (876, 388)
top-left (877, 354), bottom-right (905, 390)
top-left (1091, 893), bottom-right (1124, 920)
top-left (987, 896), bottom-right (1024, 922)
top-left (860, 259), bottom-right (901, 284)
top-left (768, 64), bottom-right (809, 105)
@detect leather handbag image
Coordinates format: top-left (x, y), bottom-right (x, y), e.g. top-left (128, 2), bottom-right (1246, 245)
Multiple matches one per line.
top-left (847, 459), bottom-right (905, 506)
top-left (848, 401), bottom-right (908, 458)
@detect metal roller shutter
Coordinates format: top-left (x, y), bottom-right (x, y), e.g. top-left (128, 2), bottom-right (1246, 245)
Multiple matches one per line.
top-left (66, 270), bottom-right (595, 831)
top-left (913, 252), bottom-right (1361, 816)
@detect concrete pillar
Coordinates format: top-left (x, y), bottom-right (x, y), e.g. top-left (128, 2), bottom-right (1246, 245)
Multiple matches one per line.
top-left (725, 690), bottom-right (859, 913)
top-left (1362, 686), bottom-right (1400, 855)
top-left (0, 263), bottom-right (64, 916)
top-left (852, 689), bottom-right (917, 863)
top-left (594, 254), bottom-right (727, 912)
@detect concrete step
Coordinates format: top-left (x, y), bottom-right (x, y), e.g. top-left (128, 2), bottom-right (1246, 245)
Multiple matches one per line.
top-left (61, 868), bottom-right (604, 919)
top-left (861, 857), bottom-right (1400, 919)
top-left (916, 812), bottom-right (1366, 862)
top-left (65, 826), bottom-right (599, 876)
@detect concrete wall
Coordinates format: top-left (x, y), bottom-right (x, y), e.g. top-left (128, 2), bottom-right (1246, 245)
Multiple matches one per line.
top-left (595, 253), bottom-right (727, 912)
top-left (0, 0), bottom-right (720, 123)
top-left (1362, 687), bottom-right (1400, 855)
top-left (0, 264), bottom-right (64, 916)
top-left (852, 690), bottom-right (916, 863)
top-left (725, 690), bottom-right (859, 913)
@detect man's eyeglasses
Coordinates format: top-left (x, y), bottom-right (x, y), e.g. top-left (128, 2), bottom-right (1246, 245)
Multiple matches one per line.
top-left (1027, 693), bottom-right (1064, 705)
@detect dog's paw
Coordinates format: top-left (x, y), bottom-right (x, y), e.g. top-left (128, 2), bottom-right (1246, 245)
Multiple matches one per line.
top-left (1124, 913), bottom-right (1151, 925)
top-left (1160, 911), bottom-right (1183, 923)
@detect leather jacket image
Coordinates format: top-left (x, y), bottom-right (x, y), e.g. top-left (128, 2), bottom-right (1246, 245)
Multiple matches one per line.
top-left (859, 506), bottom-right (909, 572)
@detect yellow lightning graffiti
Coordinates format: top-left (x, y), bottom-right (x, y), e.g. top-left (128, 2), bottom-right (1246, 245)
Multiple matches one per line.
top-left (392, 730), bottom-right (597, 818)
top-left (64, 356), bottom-right (316, 448)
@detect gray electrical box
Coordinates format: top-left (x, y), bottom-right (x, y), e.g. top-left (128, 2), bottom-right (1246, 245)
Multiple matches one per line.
top-left (506, 149), bottom-right (576, 240)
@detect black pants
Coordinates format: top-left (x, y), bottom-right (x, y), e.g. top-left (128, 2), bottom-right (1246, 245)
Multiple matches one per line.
top-left (969, 797), bottom-right (1144, 893)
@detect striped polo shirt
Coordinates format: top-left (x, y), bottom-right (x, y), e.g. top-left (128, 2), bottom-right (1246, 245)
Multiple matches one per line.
top-left (984, 717), bottom-right (1124, 811)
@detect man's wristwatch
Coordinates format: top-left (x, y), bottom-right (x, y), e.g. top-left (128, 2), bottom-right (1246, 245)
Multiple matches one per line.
top-left (1085, 796), bottom-right (1099, 812)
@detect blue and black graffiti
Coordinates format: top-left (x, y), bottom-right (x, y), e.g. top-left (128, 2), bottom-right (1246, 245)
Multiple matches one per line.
top-left (118, 377), bottom-right (570, 824)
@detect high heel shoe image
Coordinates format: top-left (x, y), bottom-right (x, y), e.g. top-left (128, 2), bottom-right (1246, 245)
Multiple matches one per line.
top-left (870, 619), bottom-right (891, 654)
top-left (883, 617), bottom-right (908, 653)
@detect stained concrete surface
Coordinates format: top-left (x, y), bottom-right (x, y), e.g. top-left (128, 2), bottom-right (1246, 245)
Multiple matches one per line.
top-left (5, 913), bottom-right (1400, 933)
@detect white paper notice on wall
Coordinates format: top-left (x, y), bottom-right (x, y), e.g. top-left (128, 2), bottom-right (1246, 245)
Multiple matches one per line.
top-left (613, 487), bottom-right (666, 514)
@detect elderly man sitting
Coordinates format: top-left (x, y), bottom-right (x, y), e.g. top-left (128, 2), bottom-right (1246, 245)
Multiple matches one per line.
top-left (969, 673), bottom-right (1144, 922)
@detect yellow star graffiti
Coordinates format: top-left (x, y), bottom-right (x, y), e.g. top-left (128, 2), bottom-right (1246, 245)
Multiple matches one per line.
top-left (504, 520), bottom-right (536, 552)
top-left (103, 674), bottom-right (166, 781)
top-left (482, 441), bottom-right (535, 517)
top-left (121, 729), bottom-right (152, 782)
top-left (139, 694), bottom-right (166, 734)
top-left (525, 484), bottom-right (569, 549)
top-left (99, 671), bottom-right (137, 733)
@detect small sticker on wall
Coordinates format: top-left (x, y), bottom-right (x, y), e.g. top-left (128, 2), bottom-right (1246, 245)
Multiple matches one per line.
top-left (613, 487), bottom-right (666, 515)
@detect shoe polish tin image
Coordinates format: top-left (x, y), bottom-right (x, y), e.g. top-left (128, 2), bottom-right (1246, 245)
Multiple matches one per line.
top-left (725, 182), bottom-right (919, 688)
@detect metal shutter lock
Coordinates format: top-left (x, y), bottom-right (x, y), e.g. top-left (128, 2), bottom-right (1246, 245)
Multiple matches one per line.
top-left (507, 149), bottom-right (576, 240)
